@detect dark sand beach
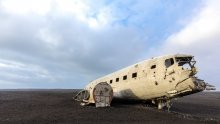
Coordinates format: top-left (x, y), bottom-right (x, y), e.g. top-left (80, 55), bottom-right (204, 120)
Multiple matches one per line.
top-left (0, 90), bottom-right (219, 124)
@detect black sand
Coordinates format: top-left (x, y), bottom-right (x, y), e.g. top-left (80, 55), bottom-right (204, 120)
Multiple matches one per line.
top-left (0, 90), bottom-right (219, 124)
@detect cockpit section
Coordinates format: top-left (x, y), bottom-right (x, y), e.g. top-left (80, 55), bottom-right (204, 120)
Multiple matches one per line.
top-left (165, 58), bottom-right (174, 68)
top-left (175, 57), bottom-right (196, 70)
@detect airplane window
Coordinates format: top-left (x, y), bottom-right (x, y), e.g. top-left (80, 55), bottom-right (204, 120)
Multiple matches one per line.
top-left (132, 72), bottom-right (137, 78)
top-left (165, 58), bottom-right (174, 68)
top-left (151, 65), bottom-right (156, 69)
top-left (116, 78), bottom-right (119, 82)
top-left (175, 57), bottom-right (195, 70)
top-left (123, 75), bottom-right (127, 80)
top-left (110, 80), bottom-right (113, 84)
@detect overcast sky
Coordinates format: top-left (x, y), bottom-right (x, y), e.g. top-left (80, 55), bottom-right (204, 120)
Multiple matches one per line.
top-left (0, 0), bottom-right (219, 90)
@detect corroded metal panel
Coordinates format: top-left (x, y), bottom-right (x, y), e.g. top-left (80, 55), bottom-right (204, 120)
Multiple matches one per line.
top-left (93, 82), bottom-right (113, 107)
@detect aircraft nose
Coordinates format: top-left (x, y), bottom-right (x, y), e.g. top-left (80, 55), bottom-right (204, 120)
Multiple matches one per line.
top-left (193, 78), bottom-right (216, 91)
top-left (205, 83), bottom-right (216, 90)
top-left (194, 79), bottom-right (206, 90)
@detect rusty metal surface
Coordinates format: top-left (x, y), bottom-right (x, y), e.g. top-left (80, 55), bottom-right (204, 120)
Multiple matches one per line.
top-left (93, 82), bottom-right (113, 107)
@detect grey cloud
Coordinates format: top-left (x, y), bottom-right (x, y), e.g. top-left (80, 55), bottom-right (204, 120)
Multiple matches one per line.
top-left (0, 0), bottom-right (204, 89)
top-left (157, 0), bottom-right (220, 90)
top-left (0, 9), bottom-right (146, 88)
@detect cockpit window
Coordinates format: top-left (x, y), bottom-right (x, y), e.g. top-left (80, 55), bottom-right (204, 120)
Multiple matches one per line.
top-left (175, 57), bottom-right (196, 70)
top-left (165, 58), bottom-right (174, 68)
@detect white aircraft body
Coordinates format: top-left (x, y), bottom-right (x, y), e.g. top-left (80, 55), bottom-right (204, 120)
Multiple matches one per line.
top-left (74, 54), bottom-right (215, 109)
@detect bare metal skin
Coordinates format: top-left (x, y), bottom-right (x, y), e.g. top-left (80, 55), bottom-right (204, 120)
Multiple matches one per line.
top-left (74, 54), bottom-right (215, 109)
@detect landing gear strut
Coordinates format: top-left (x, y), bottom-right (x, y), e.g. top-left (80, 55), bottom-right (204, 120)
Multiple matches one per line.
top-left (157, 99), bottom-right (171, 111)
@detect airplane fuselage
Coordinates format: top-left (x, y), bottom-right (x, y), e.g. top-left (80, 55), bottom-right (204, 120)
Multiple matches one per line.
top-left (75, 54), bottom-right (212, 109)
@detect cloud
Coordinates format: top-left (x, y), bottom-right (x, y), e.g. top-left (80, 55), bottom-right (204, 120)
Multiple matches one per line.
top-left (0, 0), bottom-right (206, 89)
top-left (0, 0), bottom-right (147, 88)
top-left (159, 0), bottom-right (220, 90)
top-left (1, 0), bottom-right (52, 15)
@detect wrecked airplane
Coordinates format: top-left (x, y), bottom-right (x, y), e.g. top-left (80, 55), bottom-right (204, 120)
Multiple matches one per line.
top-left (74, 54), bottom-right (215, 109)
